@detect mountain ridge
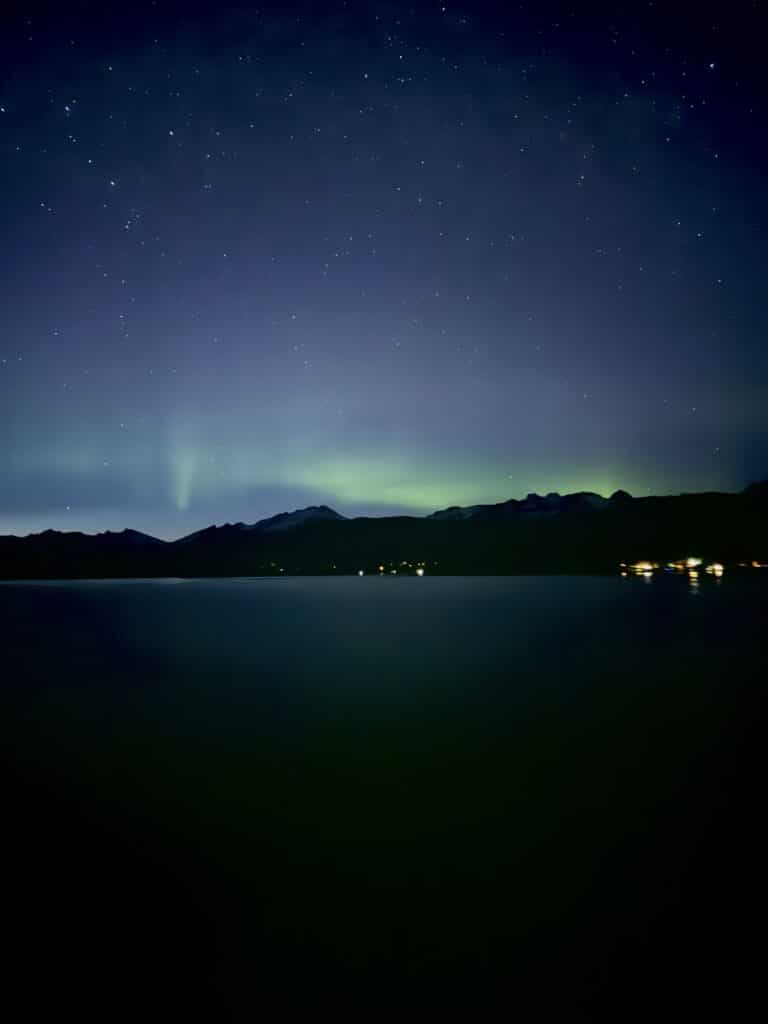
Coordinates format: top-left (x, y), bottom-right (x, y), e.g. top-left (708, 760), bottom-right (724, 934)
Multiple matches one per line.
top-left (1, 483), bottom-right (765, 577)
top-left (2, 483), bottom-right (763, 545)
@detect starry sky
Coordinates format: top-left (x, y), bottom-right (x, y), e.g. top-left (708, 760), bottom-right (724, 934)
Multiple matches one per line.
top-left (2, 0), bottom-right (766, 539)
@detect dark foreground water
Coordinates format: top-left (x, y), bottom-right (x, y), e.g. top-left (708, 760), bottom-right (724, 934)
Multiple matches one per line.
top-left (2, 575), bottom-right (765, 1014)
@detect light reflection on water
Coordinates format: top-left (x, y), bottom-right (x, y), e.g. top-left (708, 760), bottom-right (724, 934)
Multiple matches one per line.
top-left (621, 567), bottom-right (727, 592)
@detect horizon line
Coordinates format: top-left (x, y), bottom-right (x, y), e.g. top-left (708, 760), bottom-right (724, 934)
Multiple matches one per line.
top-left (2, 480), bottom-right (764, 543)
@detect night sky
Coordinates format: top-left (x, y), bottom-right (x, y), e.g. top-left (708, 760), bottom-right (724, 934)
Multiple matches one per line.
top-left (2, 1), bottom-right (766, 539)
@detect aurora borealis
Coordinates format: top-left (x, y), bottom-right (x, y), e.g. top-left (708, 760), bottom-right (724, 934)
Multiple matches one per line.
top-left (2, 1), bottom-right (766, 539)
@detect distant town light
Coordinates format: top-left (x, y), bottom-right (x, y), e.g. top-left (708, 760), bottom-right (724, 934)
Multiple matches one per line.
top-left (416, 567), bottom-right (424, 576)
top-left (357, 569), bottom-right (364, 576)
top-left (705, 562), bottom-right (724, 576)
top-left (686, 557), bottom-right (702, 568)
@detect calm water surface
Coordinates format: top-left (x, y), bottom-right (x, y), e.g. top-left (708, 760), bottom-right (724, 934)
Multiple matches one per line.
top-left (3, 576), bottom-right (765, 1012)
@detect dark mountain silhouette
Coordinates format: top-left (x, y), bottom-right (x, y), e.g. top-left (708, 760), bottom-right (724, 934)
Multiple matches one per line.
top-left (1, 484), bottom-right (766, 579)
top-left (166, 505), bottom-right (346, 547)
top-left (245, 504), bottom-right (347, 533)
top-left (427, 490), bottom-right (621, 522)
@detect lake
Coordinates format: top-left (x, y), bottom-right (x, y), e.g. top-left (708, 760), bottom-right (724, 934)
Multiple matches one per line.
top-left (2, 575), bottom-right (765, 1013)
